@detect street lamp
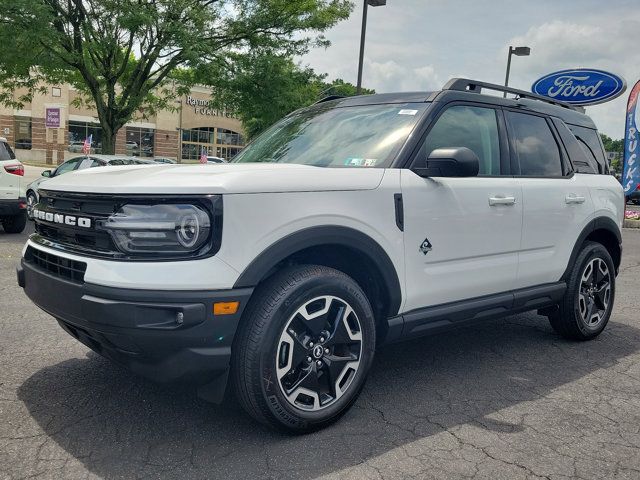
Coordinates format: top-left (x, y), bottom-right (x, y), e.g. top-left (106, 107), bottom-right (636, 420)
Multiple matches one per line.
top-left (503, 45), bottom-right (531, 97)
top-left (356, 0), bottom-right (386, 95)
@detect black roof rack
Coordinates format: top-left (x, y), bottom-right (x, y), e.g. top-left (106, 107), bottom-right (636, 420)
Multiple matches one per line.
top-left (442, 78), bottom-right (578, 111)
top-left (314, 95), bottom-right (346, 104)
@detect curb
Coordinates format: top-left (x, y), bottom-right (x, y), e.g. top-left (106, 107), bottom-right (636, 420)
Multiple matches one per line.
top-left (623, 219), bottom-right (640, 229)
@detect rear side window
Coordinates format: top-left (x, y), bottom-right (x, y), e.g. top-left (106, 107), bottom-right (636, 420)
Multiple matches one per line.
top-left (418, 105), bottom-right (501, 175)
top-left (506, 111), bottom-right (563, 177)
top-left (568, 125), bottom-right (608, 174)
top-left (0, 141), bottom-right (16, 160)
top-left (552, 118), bottom-right (597, 174)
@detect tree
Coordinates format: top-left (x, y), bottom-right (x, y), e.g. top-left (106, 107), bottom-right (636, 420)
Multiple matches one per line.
top-left (0, 0), bottom-right (352, 153)
top-left (600, 133), bottom-right (623, 153)
top-left (203, 53), bottom-right (374, 139)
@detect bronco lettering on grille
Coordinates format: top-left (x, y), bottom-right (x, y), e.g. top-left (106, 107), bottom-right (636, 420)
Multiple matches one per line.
top-left (33, 208), bottom-right (92, 228)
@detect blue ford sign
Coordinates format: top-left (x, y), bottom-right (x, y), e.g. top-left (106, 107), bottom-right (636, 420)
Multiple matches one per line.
top-left (532, 69), bottom-right (626, 106)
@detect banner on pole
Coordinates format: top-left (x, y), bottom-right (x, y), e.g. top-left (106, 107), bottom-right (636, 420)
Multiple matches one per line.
top-left (622, 80), bottom-right (640, 195)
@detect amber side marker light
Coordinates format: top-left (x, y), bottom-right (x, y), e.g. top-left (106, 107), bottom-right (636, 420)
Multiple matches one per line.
top-left (213, 301), bottom-right (239, 315)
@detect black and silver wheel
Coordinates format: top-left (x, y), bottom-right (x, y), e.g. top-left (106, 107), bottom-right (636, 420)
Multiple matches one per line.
top-left (233, 265), bottom-right (376, 432)
top-left (548, 241), bottom-right (615, 340)
top-left (26, 191), bottom-right (37, 220)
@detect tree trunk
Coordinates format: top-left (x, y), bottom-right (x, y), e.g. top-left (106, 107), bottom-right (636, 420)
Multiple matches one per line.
top-left (101, 127), bottom-right (117, 155)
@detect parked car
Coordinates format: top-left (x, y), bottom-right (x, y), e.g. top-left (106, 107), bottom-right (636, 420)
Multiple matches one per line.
top-left (0, 137), bottom-right (27, 233)
top-left (67, 141), bottom-right (86, 153)
top-left (153, 157), bottom-right (177, 164)
top-left (18, 78), bottom-right (623, 432)
top-left (25, 155), bottom-right (155, 219)
top-left (206, 155), bottom-right (226, 163)
top-left (626, 187), bottom-right (640, 205)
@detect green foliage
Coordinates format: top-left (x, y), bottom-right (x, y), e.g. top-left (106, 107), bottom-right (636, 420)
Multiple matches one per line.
top-left (0, 0), bottom-right (353, 152)
top-left (600, 133), bottom-right (623, 153)
top-left (203, 53), bottom-right (374, 139)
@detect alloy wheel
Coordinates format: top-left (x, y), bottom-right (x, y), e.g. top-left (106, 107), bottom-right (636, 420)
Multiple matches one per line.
top-left (276, 295), bottom-right (362, 411)
top-left (577, 257), bottom-right (611, 328)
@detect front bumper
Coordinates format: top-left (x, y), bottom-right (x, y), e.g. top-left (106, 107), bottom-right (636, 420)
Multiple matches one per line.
top-left (18, 258), bottom-right (253, 402)
top-left (0, 197), bottom-right (26, 216)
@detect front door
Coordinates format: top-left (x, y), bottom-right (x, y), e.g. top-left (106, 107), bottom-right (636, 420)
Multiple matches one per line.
top-left (401, 104), bottom-right (522, 313)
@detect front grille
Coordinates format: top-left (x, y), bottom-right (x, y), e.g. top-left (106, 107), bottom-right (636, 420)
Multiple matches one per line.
top-left (33, 190), bottom-right (119, 255)
top-left (25, 246), bottom-right (87, 283)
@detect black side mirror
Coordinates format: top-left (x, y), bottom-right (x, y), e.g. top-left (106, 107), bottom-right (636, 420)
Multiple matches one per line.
top-left (413, 147), bottom-right (480, 177)
top-left (41, 170), bottom-right (52, 178)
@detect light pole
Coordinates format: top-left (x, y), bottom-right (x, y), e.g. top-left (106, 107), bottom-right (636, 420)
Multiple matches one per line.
top-left (175, 99), bottom-right (183, 163)
top-left (356, 0), bottom-right (386, 95)
top-left (503, 45), bottom-right (531, 97)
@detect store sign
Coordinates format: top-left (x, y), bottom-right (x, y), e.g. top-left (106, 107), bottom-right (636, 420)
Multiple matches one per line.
top-left (531, 69), bottom-right (626, 106)
top-left (185, 96), bottom-right (233, 118)
top-left (45, 107), bottom-right (61, 128)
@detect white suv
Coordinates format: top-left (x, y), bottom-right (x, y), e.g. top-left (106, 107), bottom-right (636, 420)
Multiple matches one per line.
top-left (0, 137), bottom-right (27, 233)
top-left (18, 79), bottom-right (624, 432)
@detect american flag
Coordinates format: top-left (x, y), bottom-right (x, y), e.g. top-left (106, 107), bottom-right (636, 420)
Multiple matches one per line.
top-left (82, 134), bottom-right (92, 155)
top-left (199, 147), bottom-right (207, 164)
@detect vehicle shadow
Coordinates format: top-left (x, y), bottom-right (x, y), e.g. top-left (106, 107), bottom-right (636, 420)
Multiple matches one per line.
top-left (17, 313), bottom-right (639, 479)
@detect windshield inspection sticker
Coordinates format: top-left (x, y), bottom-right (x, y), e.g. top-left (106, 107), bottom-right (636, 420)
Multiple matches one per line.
top-left (345, 157), bottom-right (364, 166)
top-left (398, 109), bottom-right (418, 116)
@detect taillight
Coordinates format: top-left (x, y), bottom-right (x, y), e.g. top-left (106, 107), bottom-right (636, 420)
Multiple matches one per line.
top-left (4, 164), bottom-right (24, 176)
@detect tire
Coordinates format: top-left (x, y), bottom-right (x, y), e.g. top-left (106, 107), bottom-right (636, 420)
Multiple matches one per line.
top-left (548, 241), bottom-right (615, 340)
top-left (1, 210), bottom-right (27, 234)
top-left (26, 191), bottom-right (37, 220)
top-left (232, 264), bottom-right (376, 433)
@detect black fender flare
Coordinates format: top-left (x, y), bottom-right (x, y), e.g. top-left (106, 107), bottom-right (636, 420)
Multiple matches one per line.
top-left (561, 216), bottom-right (622, 280)
top-left (233, 225), bottom-right (402, 316)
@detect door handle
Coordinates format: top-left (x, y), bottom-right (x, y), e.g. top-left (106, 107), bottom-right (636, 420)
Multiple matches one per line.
top-left (488, 195), bottom-right (516, 206)
top-left (565, 194), bottom-right (585, 204)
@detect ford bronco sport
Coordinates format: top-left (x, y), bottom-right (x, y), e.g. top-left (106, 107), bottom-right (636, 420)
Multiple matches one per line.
top-left (18, 79), bottom-right (624, 432)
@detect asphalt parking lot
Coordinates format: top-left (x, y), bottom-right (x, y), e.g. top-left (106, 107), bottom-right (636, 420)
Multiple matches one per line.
top-left (2, 225), bottom-right (640, 480)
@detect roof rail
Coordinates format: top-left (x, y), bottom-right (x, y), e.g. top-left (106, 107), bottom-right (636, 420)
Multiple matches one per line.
top-left (314, 95), bottom-right (345, 105)
top-left (442, 78), bottom-right (578, 111)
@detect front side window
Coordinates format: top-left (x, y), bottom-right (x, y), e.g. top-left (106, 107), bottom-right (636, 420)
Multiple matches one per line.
top-left (417, 105), bottom-right (501, 175)
top-left (233, 103), bottom-right (428, 168)
top-left (507, 111), bottom-right (563, 177)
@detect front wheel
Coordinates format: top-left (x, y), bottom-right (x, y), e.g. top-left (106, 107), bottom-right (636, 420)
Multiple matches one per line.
top-left (232, 265), bottom-right (376, 432)
top-left (26, 191), bottom-right (37, 220)
top-left (548, 241), bottom-right (615, 340)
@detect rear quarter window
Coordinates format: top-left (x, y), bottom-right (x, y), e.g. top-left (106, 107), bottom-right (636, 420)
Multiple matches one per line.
top-left (0, 141), bottom-right (16, 160)
top-left (567, 124), bottom-right (608, 174)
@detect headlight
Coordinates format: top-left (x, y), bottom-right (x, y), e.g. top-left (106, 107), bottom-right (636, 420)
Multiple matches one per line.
top-left (102, 203), bottom-right (212, 256)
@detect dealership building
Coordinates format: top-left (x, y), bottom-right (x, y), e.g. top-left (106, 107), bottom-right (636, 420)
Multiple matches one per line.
top-left (0, 84), bottom-right (246, 165)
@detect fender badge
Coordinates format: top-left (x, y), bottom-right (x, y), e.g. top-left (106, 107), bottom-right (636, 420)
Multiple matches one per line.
top-left (419, 238), bottom-right (433, 255)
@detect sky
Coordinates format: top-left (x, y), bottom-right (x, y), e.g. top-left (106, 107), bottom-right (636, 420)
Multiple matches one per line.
top-left (299, 0), bottom-right (640, 139)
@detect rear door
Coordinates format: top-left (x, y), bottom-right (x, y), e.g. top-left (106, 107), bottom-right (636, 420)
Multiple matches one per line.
top-left (401, 103), bottom-right (522, 312)
top-left (506, 110), bottom-right (594, 288)
top-left (0, 140), bottom-right (21, 199)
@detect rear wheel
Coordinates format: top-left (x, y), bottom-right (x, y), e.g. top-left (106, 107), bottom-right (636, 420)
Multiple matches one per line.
top-left (548, 241), bottom-right (615, 340)
top-left (232, 265), bottom-right (376, 432)
top-left (1, 210), bottom-right (27, 234)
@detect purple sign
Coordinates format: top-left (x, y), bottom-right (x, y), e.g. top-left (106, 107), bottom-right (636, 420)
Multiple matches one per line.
top-left (45, 107), bottom-right (60, 128)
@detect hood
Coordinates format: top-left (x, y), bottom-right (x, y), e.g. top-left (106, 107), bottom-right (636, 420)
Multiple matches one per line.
top-left (39, 163), bottom-right (385, 195)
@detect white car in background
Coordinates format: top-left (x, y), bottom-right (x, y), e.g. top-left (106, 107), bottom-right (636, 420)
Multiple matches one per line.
top-left (25, 155), bottom-right (155, 219)
top-left (0, 137), bottom-right (27, 233)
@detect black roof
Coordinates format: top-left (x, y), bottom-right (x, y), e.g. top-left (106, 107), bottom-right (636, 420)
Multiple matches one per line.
top-left (315, 78), bottom-right (596, 129)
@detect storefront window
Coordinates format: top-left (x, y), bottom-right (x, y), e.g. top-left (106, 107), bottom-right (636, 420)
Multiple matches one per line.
top-left (181, 126), bottom-right (244, 161)
top-left (68, 121), bottom-right (103, 153)
top-left (126, 127), bottom-right (155, 157)
top-left (14, 117), bottom-right (31, 150)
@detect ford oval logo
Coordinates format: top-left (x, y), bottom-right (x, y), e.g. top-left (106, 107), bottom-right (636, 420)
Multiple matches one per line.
top-left (532, 69), bottom-right (626, 106)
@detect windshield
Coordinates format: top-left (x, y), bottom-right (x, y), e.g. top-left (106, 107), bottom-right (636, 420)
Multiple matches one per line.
top-left (233, 102), bottom-right (428, 168)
